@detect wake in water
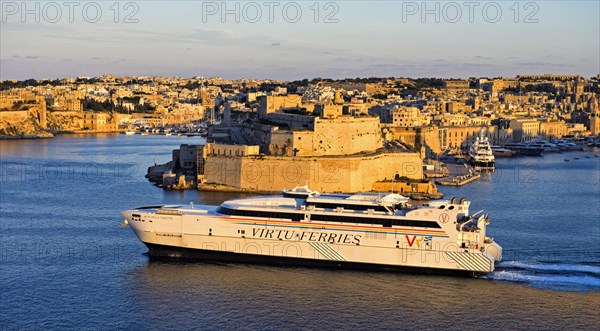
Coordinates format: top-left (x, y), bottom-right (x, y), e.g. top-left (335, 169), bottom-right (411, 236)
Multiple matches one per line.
top-left (485, 260), bottom-right (600, 291)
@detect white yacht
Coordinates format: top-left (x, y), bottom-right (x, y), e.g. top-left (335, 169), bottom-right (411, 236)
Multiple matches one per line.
top-left (527, 140), bottom-right (561, 152)
top-left (121, 186), bottom-right (503, 276)
top-left (551, 139), bottom-right (582, 151)
top-left (468, 130), bottom-right (495, 170)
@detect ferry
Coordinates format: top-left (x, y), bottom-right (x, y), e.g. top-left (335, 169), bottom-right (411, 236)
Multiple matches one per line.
top-left (468, 130), bottom-right (495, 170)
top-left (121, 186), bottom-right (503, 276)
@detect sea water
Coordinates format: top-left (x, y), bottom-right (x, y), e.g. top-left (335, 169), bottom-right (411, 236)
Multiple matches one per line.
top-left (1, 134), bottom-right (598, 329)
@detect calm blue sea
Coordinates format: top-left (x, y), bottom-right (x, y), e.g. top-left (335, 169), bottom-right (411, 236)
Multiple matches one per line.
top-left (1, 134), bottom-right (599, 330)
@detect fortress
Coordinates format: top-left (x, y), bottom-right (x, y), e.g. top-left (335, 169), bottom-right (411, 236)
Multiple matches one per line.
top-left (198, 143), bottom-right (422, 193)
top-left (193, 95), bottom-right (424, 193)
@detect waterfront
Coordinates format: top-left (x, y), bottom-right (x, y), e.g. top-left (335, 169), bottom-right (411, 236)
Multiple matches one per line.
top-left (1, 134), bottom-right (599, 330)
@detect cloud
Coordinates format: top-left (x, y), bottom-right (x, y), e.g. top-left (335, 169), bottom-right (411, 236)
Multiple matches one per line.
top-left (271, 42), bottom-right (281, 47)
top-left (474, 55), bottom-right (493, 60)
top-left (24, 55), bottom-right (40, 59)
top-left (183, 28), bottom-right (243, 43)
top-left (513, 61), bottom-right (573, 68)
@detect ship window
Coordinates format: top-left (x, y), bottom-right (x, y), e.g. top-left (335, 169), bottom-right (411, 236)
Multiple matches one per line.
top-left (216, 207), bottom-right (439, 228)
top-left (310, 213), bottom-right (440, 228)
top-left (216, 207), bottom-right (303, 221)
top-left (306, 202), bottom-right (388, 212)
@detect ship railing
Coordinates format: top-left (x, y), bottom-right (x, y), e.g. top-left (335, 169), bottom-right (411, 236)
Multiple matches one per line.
top-left (157, 209), bottom-right (182, 215)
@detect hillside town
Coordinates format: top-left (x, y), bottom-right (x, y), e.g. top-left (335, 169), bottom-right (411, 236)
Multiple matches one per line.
top-left (2, 74), bottom-right (599, 193)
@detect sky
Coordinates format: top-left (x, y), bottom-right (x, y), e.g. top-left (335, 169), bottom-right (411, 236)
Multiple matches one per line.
top-left (1, 0), bottom-right (599, 80)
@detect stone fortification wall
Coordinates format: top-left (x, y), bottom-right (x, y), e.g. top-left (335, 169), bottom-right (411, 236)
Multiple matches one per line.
top-left (201, 152), bottom-right (422, 193)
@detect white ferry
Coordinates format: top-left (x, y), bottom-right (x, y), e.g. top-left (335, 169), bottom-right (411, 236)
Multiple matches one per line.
top-left (468, 130), bottom-right (495, 170)
top-left (121, 186), bottom-right (503, 276)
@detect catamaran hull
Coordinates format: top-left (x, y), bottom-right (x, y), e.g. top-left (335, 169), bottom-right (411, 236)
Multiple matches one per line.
top-left (144, 242), bottom-right (484, 277)
top-left (126, 224), bottom-right (498, 277)
top-left (122, 191), bottom-right (502, 277)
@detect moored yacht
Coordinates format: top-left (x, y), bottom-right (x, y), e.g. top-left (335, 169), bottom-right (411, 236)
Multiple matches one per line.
top-left (551, 139), bottom-right (583, 151)
top-left (527, 140), bottom-right (561, 153)
top-left (121, 185), bottom-right (503, 276)
top-left (503, 142), bottom-right (543, 156)
top-left (468, 130), bottom-right (495, 170)
top-left (490, 146), bottom-right (514, 158)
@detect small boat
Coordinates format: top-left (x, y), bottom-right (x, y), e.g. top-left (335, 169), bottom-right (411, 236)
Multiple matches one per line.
top-left (564, 158), bottom-right (570, 162)
top-left (585, 155), bottom-right (591, 159)
top-left (124, 131), bottom-right (135, 135)
top-left (574, 156), bottom-right (580, 160)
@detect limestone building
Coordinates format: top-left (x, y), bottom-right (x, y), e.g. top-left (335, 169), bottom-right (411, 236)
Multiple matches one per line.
top-left (509, 118), bottom-right (540, 142)
top-left (258, 94), bottom-right (303, 117)
top-left (391, 107), bottom-right (429, 127)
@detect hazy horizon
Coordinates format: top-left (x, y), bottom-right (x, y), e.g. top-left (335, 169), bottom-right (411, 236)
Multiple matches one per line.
top-left (1, 73), bottom-right (599, 83)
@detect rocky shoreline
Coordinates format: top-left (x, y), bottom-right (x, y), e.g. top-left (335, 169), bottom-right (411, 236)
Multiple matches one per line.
top-left (0, 132), bottom-right (54, 139)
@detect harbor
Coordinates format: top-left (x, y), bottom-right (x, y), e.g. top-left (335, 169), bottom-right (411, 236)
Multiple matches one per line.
top-left (1, 0), bottom-right (598, 328)
top-left (1, 134), bottom-right (598, 331)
